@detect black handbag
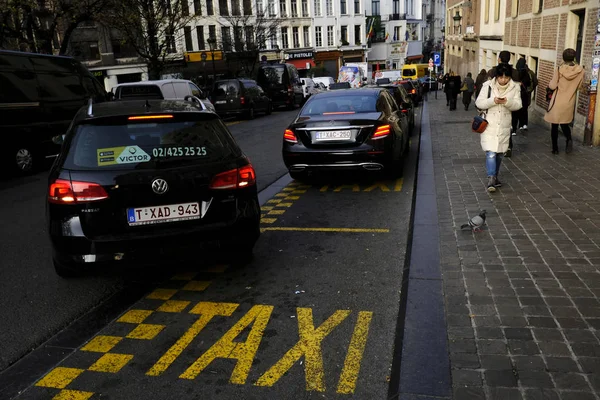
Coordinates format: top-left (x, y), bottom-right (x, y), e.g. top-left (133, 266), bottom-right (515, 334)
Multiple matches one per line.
top-left (472, 86), bottom-right (492, 134)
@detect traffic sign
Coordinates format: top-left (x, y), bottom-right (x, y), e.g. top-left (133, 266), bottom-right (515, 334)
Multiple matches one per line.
top-left (433, 52), bottom-right (441, 66)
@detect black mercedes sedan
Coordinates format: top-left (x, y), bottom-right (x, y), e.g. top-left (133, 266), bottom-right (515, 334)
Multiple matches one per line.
top-left (282, 88), bottom-right (409, 180)
top-left (47, 99), bottom-right (260, 277)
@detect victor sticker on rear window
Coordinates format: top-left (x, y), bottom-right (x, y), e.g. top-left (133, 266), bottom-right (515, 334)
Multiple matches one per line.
top-left (97, 145), bottom-right (151, 166)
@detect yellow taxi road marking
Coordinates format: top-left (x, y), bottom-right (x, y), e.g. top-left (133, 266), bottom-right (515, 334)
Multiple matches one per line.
top-left (180, 305), bottom-right (274, 384)
top-left (261, 206), bottom-right (274, 211)
top-left (127, 324), bottom-right (166, 340)
top-left (36, 367), bottom-right (84, 389)
top-left (81, 335), bottom-right (122, 353)
top-left (225, 121), bottom-right (241, 126)
top-left (88, 353), bottom-right (133, 373)
top-left (170, 271), bottom-right (198, 281)
top-left (337, 311), bottom-right (374, 394)
top-left (282, 187), bottom-right (295, 192)
top-left (275, 193), bottom-right (288, 198)
top-left (118, 309), bottom-right (153, 324)
top-left (182, 280), bottom-right (211, 292)
top-left (267, 199), bottom-right (282, 204)
top-left (277, 202), bottom-right (293, 207)
top-left (291, 189), bottom-right (307, 194)
top-left (260, 227), bottom-right (390, 233)
top-left (261, 217), bottom-right (277, 224)
top-left (52, 389), bottom-right (94, 400)
top-left (285, 195), bottom-right (300, 200)
top-left (147, 288), bottom-right (178, 300)
top-left (319, 179), bottom-right (403, 192)
top-left (268, 210), bottom-right (286, 215)
top-left (158, 300), bottom-right (191, 313)
top-left (147, 302), bottom-right (239, 377)
top-left (255, 308), bottom-right (351, 391)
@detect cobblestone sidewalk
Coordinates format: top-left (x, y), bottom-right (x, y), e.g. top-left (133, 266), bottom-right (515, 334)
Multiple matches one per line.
top-left (429, 95), bottom-right (600, 400)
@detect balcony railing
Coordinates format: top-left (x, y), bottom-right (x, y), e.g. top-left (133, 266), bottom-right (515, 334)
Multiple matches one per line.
top-left (389, 13), bottom-right (406, 20)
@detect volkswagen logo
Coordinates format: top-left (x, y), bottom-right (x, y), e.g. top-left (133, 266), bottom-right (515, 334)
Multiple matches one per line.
top-left (151, 178), bottom-right (169, 195)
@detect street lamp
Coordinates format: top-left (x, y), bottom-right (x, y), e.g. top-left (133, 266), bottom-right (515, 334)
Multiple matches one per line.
top-left (453, 11), bottom-right (462, 35)
top-left (207, 37), bottom-right (217, 82)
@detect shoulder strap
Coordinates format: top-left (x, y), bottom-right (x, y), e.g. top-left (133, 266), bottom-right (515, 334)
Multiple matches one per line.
top-left (487, 86), bottom-right (491, 98)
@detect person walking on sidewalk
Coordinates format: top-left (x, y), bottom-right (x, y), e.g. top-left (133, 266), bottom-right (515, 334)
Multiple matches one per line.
top-left (475, 69), bottom-right (488, 99)
top-left (511, 57), bottom-right (532, 136)
top-left (443, 73), bottom-right (451, 106)
top-left (448, 72), bottom-right (462, 111)
top-left (462, 72), bottom-right (475, 111)
top-left (544, 48), bottom-right (585, 155)
top-left (475, 63), bottom-right (522, 192)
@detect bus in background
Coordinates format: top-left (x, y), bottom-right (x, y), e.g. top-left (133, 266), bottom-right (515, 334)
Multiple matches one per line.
top-left (401, 64), bottom-right (428, 80)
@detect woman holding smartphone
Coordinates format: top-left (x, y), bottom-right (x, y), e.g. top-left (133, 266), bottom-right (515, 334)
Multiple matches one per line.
top-left (475, 63), bottom-right (523, 192)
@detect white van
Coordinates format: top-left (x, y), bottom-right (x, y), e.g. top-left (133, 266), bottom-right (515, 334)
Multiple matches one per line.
top-left (374, 70), bottom-right (402, 84)
top-left (112, 79), bottom-right (215, 111)
top-left (312, 77), bottom-right (335, 89)
top-left (300, 78), bottom-right (320, 99)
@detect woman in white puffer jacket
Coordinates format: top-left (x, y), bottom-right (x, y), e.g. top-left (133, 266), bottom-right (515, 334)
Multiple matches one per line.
top-left (475, 63), bottom-right (522, 192)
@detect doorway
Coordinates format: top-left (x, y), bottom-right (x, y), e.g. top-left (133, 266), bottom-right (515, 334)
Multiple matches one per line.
top-left (566, 9), bottom-right (586, 63)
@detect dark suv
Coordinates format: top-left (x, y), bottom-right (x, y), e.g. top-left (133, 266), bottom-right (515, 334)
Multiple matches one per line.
top-left (47, 99), bottom-right (260, 277)
top-left (211, 79), bottom-right (272, 119)
top-left (256, 63), bottom-right (304, 110)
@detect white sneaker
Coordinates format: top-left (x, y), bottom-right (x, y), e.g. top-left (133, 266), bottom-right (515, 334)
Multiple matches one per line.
top-left (511, 131), bottom-right (517, 136)
top-left (522, 125), bottom-right (528, 130)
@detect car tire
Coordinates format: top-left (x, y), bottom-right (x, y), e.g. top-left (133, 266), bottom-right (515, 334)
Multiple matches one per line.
top-left (53, 258), bottom-right (81, 278)
top-left (13, 146), bottom-right (35, 175)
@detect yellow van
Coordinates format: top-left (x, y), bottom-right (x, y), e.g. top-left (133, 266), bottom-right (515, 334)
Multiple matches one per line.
top-left (401, 64), bottom-right (428, 80)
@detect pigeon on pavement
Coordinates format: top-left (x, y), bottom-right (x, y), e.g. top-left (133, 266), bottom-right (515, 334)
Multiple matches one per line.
top-left (461, 210), bottom-right (487, 232)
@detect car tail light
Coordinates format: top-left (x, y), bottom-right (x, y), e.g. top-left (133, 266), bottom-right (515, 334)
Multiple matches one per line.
top-left (411, 89), bottom-right (416, 94)
top-left (48, 179), bottom-right (109, 204)
top-left (401, 109), bottom-right (409, 113)
top-left (284, 129), bottom-right (298, 143)
top-left (372, 125), bottom-right (391, 140)
top-left (240, 96), bottom-right (245, 105)
top-left (210, 165), bottom-right (256, 189)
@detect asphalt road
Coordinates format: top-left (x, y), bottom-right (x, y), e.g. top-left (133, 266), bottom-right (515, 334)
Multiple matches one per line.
top-left (0, 108), bottom-right (297, 376)
top-left (1, 104), bottom-right (420, 399)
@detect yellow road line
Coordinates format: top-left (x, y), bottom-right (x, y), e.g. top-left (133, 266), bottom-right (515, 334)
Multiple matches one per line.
top-left (118, 309), bottom-right (153, 324)
top-left (81, 336), bottom-right (122, 353)
top-left (157, 300), bottom-right (191, 313)
top-left (147, 288), bottom-right (178, 300)
top-left (260, 227), bottom-right (390, 233)
top-left (182, 280), bottom-right (211, 292)
top-left (337, 311), bottom-right (373, 394)
top-left (127, 324), bottom-right (166, 340)
top-left (225, 121), bottom-right (241, 126)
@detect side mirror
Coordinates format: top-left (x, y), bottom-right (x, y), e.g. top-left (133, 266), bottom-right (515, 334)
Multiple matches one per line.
top-left (52, 134), bottom-right (65, 145)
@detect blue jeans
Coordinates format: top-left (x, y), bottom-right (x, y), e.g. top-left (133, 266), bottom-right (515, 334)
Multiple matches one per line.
top-left (486, 151), bottom-right (503, 177)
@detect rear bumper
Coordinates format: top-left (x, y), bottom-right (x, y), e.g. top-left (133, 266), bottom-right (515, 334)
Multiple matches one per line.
top-left (49, 200), bottom-right (260, 268)
top-left (283, 149), bottom-right (392, 173)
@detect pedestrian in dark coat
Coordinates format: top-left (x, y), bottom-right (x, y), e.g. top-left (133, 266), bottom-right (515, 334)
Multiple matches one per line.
top-left (475, 69), bottom-right (488, 99)
top-left (462, 72), bottom-right (475, 111)
top-left (443, 73), bottom-right (451, 106)
top-left (448, 72), bottom-right (461, 111)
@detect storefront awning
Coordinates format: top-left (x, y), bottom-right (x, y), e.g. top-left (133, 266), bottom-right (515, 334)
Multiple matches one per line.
top-left (288, 59), bottom-right (316, 70)
top-left (406, 54), bottom-right (424, 61)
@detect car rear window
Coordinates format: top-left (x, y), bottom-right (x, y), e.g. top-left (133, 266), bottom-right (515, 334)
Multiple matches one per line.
top-left (64, 116), bottom-right (237, 170)
top-left (258, 66), bottom-right (285, 85)
top-left (402, 69), bottom-right (416, 77)
top-left (212, 80), bottom-right (239, 98)
top-left (118, 85), bottom-right (164, 99)
top-left (300, 95), bottom-right (377, 115)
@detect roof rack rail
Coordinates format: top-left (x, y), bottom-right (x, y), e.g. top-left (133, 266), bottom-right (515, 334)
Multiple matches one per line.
top-left (87, 97), bottom-right (93, 117)
top-left (184, 95), bottom-right (207, 111)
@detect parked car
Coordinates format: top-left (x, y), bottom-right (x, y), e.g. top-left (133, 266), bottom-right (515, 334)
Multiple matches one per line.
top-left (211, 78), bottom-right (272, 119)
top-left (300, 78), bottom-right (320, 100)
top-left (316, 82), bottom-right (328, 91)
top-left (256, 63), bottom-right (304, 110)
top-left (0, 50), bottom-right (109, 174)
top-left (112, 79), bottom-right (215, 112)
top-left (398, 80), bottom-right (422, 105)
top-left (47, 99), bottom-right (260, 277)
top-left (312, 76), bottom-right (335, 90)
top-left (410, 79), bottom-right (424, 102)
top-left (369, 83), bottom-right (415, 135)
top-left (282, 88), bottom-right (409, 181)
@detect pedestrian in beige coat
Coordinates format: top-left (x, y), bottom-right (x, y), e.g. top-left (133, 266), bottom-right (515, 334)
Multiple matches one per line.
top-left (544, 48), bottom-right (585, 154)
top-left (475, 63), bottom-right (522, 192)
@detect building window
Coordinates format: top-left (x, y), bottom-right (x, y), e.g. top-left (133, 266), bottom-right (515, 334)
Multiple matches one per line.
top-left (111, 40), bottom-right (137, 58)
top-left (511, 0), bottom-right (518, 17)
top-left (340, 0), bottom-right (347, 14)
top-left (279, 0), bottom-right (287, 16)
top-left (166, 29), bottom-right (176, 53)
top-left (291, 0), bottom-right (298, 16)
top-left (245, 26), bottom-right (255, 47)
top-left (257, 0), bottom-right (263, 13)
top-left (354, 25), bottom-right (361, 43)
top-left (72, 41), bottom-right (100, 61)
top-left (184, 26), bottom-right (193, 51)
top-left (393, 0), bottom-right (399, 14)
top-left (371, 0), bottom-right (379, 15)
top-left (281, 27), bottom-right (289, 48)
top-left (234, 26), bottom-right (243, 50)
top-left (354, 0), bottom-right (360, 14)
top-left (303, 26), bottom-right (310, 46)
top-left (314, 0), bottom-right (321, 16)
top-left (484, 0), bottom-right (489, 23)
top-left (196, 26), bottom-right (205, 50)
top-left (316, 26), bottom-right (323, 47)
top-left (232, 0), bottom-right (240, 14)
top-left (243, 0), bottom-right (252, 14)
top-left (209, 25), bottom-right (216, 43)
top-left (207, 0), bottom-right (214, 14)
top-left (341, 25), bottom-right (348, 44)
top-left (268, 0), bottom-right (276, 15)
top-left (494, 0), bottom-right (500, 20)
top-left (393, 26), bottom-right (400, 41)
top-left (533, 0), bottom-right (542, 13)
top-left (221, 26), bottom-right (232, 51)
top-left (270, 27), bottom-right (278, 49)
top-left (408, 0), bottom-right (413, 15)
top-left (302, 0), bottom-right (309, 16)
top-left (327, 25), bottom-right (334, 46)
top-left (219, 0), bottom-right (228, 15)
top-left (181, 0), bottom-right (189, 15)
top-left (326, 0), bottom-right (333, 15)
top-left (193, 0), bottom-right (201, 14)
top-left (292, 27), bottom-right (300, 47)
